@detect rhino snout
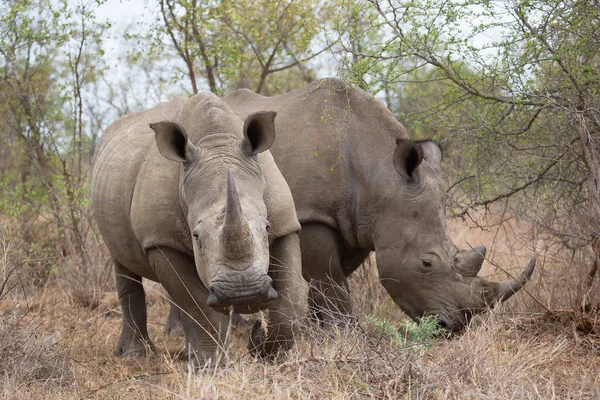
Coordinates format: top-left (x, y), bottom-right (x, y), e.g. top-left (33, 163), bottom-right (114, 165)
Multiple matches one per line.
top-left (207, 275), bottom-right (277, 314)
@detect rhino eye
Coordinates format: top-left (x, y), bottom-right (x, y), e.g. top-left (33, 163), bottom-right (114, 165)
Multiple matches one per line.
top-left (193, 232), bottom-right (201, 247)
top-left (266, 223), bottom-right (271, 233)
top-left (421, 260), bottom-right (433, 268)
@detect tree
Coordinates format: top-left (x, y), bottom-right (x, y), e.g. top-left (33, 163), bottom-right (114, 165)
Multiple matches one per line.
top-left (131, 0), bottom-right (340, 95)
top-left (0, 0), bottom-right (110, 282)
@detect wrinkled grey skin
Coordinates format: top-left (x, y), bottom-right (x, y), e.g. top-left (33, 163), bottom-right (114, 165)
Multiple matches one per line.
top-left (223, 78), bottom-right (535, 332)
top-left (92, 92), bottom-right (306, 364)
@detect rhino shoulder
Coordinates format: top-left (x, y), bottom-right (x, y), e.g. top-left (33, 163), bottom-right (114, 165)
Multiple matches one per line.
top-left (226, 88), bottom-right (265, 102)
top-left (223, 89), bottom-right (268, 120)
top-left (96, 96), bottom-right (189, 156)
top-left (258, 151), bottom-right (301, 241)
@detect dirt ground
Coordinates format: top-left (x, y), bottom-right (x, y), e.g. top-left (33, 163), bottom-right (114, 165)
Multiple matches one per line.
top-left (1, 221), bottom-right (600, 399)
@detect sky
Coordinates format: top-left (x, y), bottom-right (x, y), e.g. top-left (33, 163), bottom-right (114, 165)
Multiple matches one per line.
top-left (95, 0), bottom-right (148, 32)
top-left (94, 0), bottom-right (151, 62)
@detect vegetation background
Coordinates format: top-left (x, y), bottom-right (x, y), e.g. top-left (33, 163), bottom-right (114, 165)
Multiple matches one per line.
top-left (1, 0), bottom-right (599, 398)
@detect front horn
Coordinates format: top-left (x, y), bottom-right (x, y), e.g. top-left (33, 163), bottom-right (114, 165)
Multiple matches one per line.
top-left (221, 169), bottom-right (254, 259)
top-left (496, 258), bottom-right (536, 302)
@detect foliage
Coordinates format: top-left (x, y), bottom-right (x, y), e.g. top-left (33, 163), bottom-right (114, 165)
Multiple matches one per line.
top-left (128, 0), bottom-right (344, 95)
top-left (0, 0), bottom-right (111, 288)
top-left (366, 314), bottom-right (444, 350)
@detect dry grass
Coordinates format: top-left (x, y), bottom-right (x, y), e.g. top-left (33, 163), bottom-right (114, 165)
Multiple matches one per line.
top-left (1, 219), bottom-right (600, 399)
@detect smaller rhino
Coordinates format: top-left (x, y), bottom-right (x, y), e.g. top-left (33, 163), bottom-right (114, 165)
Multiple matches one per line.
top-left (91, 93), bottom-right (306, 364)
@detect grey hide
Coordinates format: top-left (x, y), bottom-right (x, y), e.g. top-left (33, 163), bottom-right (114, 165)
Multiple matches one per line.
top-left (222, 78), bottom-right (535, 332)
top-left (91, 92), bottom-right (306, 364)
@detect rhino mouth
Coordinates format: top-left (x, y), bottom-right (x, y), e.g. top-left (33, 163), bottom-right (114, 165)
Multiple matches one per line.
top-left (207, 276), bottom-right (278, 314)
top-left (420, 308), bottom-right (476, 333)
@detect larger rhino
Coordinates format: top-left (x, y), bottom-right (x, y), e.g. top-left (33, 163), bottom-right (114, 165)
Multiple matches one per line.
top-left (91, 92), bottom-right (306, 364)
top-left (222, 78), bottom-right (535, 331)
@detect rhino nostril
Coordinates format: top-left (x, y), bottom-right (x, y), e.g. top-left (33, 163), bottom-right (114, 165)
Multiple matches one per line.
top-left (264, 275), bottom-right (273, 287)
top-left (207, 292), bottom-right (219, 307)
top-left (267, 287), bottom-right (278, 301)
top-left (206, 276), bottom-right (276, 309)
top-left (438, 319), bottom-right (447, 329)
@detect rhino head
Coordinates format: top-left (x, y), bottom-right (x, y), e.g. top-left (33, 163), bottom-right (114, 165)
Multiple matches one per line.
top-left (150, 106), bottom-right (278, 314)
top-left (373, 138), bottom-right (535, 331)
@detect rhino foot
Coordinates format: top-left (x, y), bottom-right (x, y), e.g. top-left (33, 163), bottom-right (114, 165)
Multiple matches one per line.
top-left (177, 347), bottom-right (225, 371)
top-left (248, 320), bottom-right (292, 362)
top-left (115, 337), bottom-right (155, 357)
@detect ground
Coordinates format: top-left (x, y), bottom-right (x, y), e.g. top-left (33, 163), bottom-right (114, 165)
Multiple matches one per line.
top-left (1, 221), bottom-right (599, 399)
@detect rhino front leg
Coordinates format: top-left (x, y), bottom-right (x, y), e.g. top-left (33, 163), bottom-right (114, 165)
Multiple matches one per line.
top-left (165, 301), bottom-right (250, 336)
top-left (114, 260), bottom-right (154, 356)
top-left (300, 223), bottom-right (354, 330)
top-left (148, 247), bottom-right (228, 366)
top-left (249, 232), bottom-right (307, 359)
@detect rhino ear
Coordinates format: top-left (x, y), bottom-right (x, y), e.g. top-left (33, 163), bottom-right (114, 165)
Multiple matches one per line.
top-left (417, 139), bottom-right (443, 171)
top-left (393, 138), bottom-right (423, 180)
top-left (242, 111), bottom-right (277, 154)
top-left (150, 121), bottom-right (196, 163)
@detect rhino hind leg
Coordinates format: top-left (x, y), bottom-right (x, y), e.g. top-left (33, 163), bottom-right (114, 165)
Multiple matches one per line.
top-left (164, 302), bottom-right (185, 336)
top-left (249, 233), bottom-right (307, 360)
top-left (148, 247), bottom-right (228, 367)
top-left (300, 224), bottom-right (355, 331)
top-left (114, 260), bottom-right (154, 357)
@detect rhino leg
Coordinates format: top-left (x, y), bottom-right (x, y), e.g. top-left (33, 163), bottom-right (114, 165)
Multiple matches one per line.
top-left (249, 233), bottom-right (307, 360)
top-left (164, 302), bottom-right (185, 336)
top-left (114, 260), bottom-right (154, 357)
top-left (148, 247), bottom-right (228, 367)
top-left (300, 223), bottom-right (355, 331)
top-left (340, 248), bottom-right (372, 278)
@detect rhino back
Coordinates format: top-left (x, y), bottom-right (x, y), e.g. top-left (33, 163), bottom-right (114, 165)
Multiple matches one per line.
top-left (225, 78), bottom-right (408, 249)
top-left (92, 98), bottom-right (189, 280)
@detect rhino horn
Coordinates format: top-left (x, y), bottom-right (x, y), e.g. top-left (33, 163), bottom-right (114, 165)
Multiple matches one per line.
top-left (221, 169), bottom-right (254, 260)
top-left (495, 258), bottom-right (536, 302)
top-left (456, 245), bottom-right (486, 277)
